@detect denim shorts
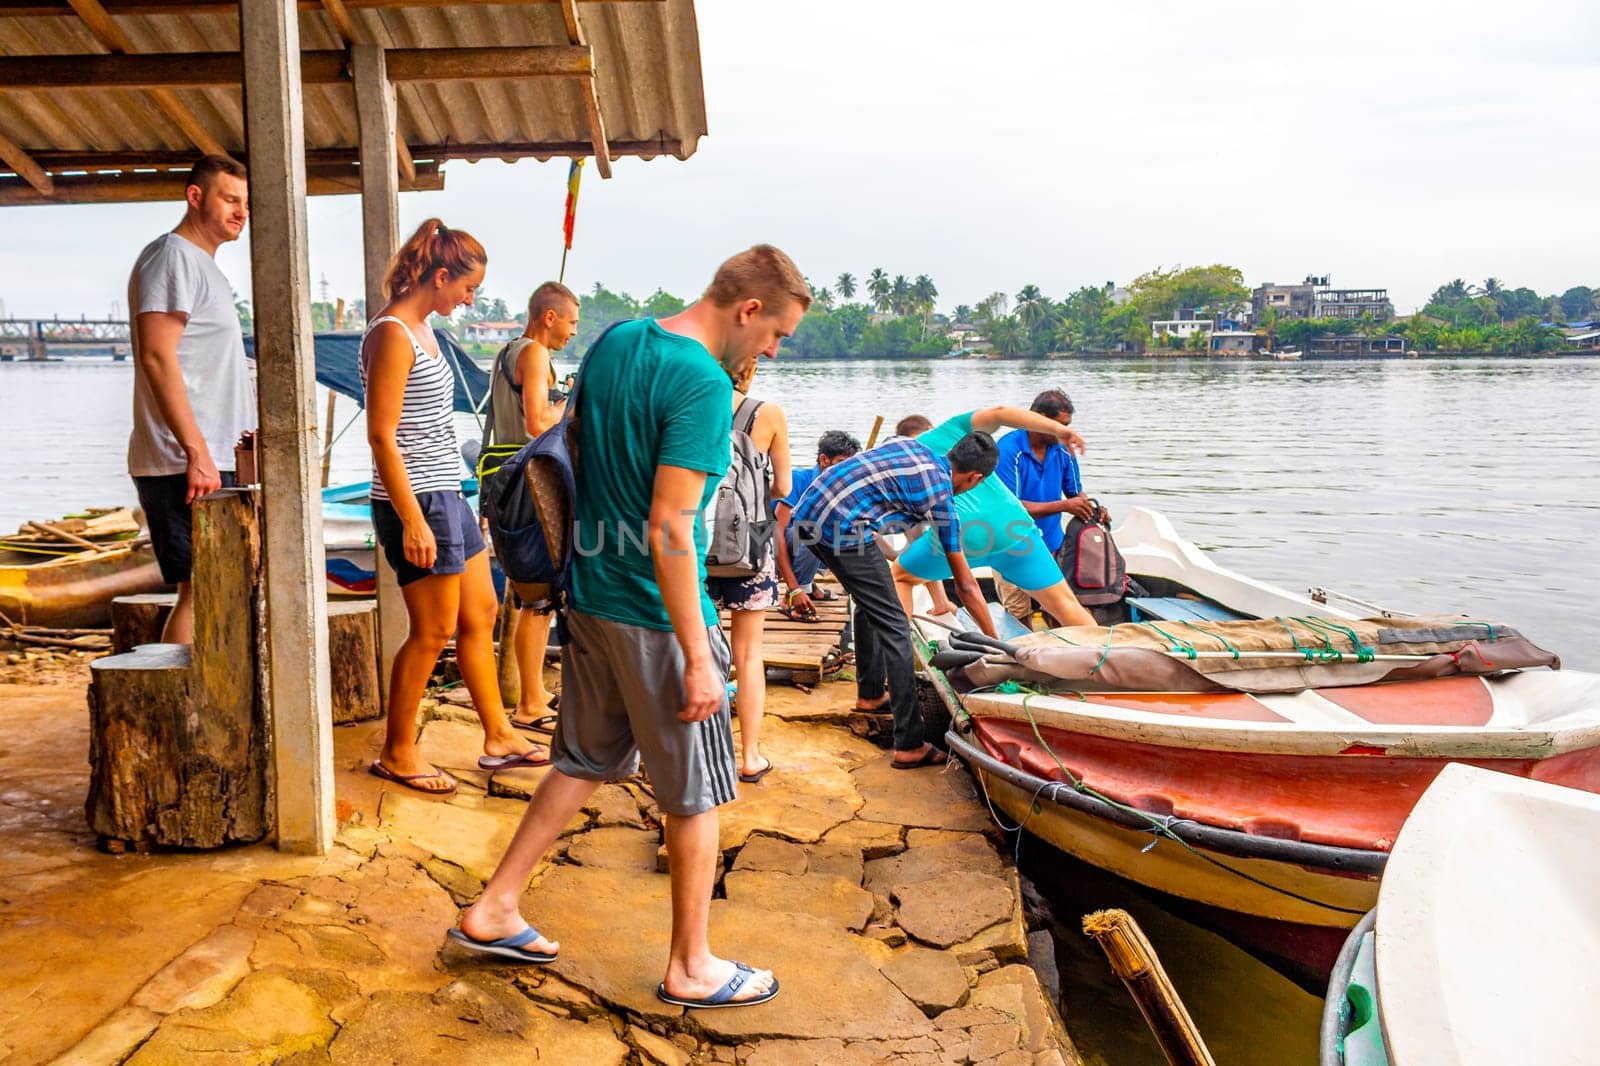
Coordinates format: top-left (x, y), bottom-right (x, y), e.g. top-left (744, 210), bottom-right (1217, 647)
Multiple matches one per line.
top-left (370, 490), bottom-right (485, 586)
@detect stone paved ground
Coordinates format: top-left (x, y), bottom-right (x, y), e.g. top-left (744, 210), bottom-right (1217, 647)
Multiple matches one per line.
top-left (0, 665), bottom-right (1078, 1065)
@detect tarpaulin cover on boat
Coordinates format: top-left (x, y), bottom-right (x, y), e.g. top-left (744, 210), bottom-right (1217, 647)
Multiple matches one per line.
top-left (243, 330), bottom-right (490, 415)
top-left (937, 615), bottom-right (1559, 694)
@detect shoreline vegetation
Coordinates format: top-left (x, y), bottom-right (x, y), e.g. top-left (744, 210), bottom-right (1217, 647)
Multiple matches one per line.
top-left (228, 270), bottom-right (1600, 362)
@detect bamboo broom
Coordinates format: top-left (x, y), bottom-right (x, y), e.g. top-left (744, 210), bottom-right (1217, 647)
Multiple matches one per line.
top-left (1083, 909), bottom-right (1215, 1066)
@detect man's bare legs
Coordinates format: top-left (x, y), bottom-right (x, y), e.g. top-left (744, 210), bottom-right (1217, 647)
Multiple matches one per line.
top-left (460, 769), bottom-right (598, 955)
top-left (661, 809), bottom-right (775, 1002)
top-left (462, 776), bottom-right (775, 1003)
top-left (728, 609), bottom-right (770, 778)
top-left (160, 580), bottom-right (194, 644)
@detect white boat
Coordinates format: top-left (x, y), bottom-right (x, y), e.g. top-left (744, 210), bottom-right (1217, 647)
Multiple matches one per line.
top-left (1368, 764), bottom-right (1600, 1065)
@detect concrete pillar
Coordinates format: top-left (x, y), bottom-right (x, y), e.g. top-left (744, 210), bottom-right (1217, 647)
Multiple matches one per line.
top-left (240, 0), bottom-right (335, 854)
top-left (353, 42), bottom-right (408, 702)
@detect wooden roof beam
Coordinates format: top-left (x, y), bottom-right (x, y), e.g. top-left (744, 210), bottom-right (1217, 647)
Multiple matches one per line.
top-left (316, 0), bottom-right (415, 183)
top-left (557, 0), bottom-right (609, 179)
top-left (0, 127), bottom-right (53, 196)
top-left (15, 136), bottom-right (688, 170)
top-left (3, 0), bottom-right (661, 12)
top-left (0, 46), bottom-right (593, 89)
top-left (0, 160), bottom-right (442, 205)
top-left (64, 0), bottom-right (228, 157)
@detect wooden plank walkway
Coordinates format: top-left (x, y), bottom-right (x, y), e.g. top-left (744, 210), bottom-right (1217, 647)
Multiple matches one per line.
top-left (719, 579), bottom-right (849, 684)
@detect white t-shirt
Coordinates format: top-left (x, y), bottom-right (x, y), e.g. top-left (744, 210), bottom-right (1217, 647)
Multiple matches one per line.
top-left (127, 232), bottom-right (255, 476)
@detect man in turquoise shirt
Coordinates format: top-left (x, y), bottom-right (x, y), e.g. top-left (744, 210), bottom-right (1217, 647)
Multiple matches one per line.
top-left (893, 406), bottom-right (1096, 628)
top-left (459, 246), bottom-right (810, 1011)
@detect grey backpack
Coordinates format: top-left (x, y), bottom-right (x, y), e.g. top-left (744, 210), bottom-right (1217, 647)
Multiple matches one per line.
top-left (704, 396), bottom-right (775, 579)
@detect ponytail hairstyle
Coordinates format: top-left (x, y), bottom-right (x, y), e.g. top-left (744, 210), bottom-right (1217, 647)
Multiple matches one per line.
top-left (382, 219), bottom-right (486, 300)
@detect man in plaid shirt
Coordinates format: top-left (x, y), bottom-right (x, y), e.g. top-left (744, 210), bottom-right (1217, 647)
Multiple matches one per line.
top-left (791, 432), bottom-right (1000, 768)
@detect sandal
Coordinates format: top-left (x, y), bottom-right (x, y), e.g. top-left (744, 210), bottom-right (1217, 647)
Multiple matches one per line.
top-left (891, 746), bottom-right (948, 771)
top-left (369, 760), bottom-right (457, 795)
top-left (511, 711), bottom-right (559, 736)
top-left (776, 602), bottom-right (820, 623)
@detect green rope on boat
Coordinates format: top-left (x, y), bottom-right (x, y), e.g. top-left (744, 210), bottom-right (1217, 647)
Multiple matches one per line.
top-left (1044, 629), bottom-right (1082, 646)
top-left (1273, 617), bottom-right (1323, 664)
top-left (1179, 619), bottom-right (1241, 660)
top-left (1298, 615), bottom-right (1376, 663)
top-left (1144, 621), bottom-right (1198, 660)
top-left (1089, 624), bottom-right (1117, 674)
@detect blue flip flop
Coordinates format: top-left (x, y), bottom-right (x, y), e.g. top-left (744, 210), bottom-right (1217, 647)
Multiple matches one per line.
top-left (478, 749), bottom-right (551, 771)
top-left (445, 926), bottom-right (558, 964)
top-left (656, 963), bottom-right (779, 1009)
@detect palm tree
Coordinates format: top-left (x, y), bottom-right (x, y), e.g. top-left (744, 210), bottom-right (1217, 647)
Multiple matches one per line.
top-left (814, 286), bottom-right (834, 310)
top-left (954, 303), bottom-right (973, 323)
top-left (985, 316), bottom-right (1024, 356)
top-left (835, 272), bottom-right (857, 302)
top-left (976, 291), bottom-right (1009, 322)
top-left (867, 269), bottom-right (891, 313)
top-left (890, 275), bottom-right (911, 317)
top-left (912, 275), bottom-right (938, 313)
top-left (1015, 284), bottom-right (1047, 337)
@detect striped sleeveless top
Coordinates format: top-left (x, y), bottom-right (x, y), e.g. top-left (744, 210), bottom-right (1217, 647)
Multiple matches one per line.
top-left (360, 316), bottom-right (462, 501)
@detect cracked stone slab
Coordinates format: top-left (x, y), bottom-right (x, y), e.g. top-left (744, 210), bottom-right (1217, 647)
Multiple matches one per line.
top-left (54, 1006), bottom-right (162, 1065)
top-left (326, 983), bottom-right (627, 1065)
top-left (694, 903), bottom-right (934, 1043)
top-left (583, 783), bottom-right (649, 828)
top-left (376, 790), bottom-right (529, 885)
top-left (894, 872), bottom-right (1015, 949)
top-left (722, 870), bottom-right (875, 932)
top-left (731, 834), bottom-right (809, 876)
top-left (821, 819), bottom-right (905, 859)
top-left (864, 835), bottom-right (1007, 897)
top-left (718, 763), bottom-right (863, 851)
top-left (850, 757), bottom-right (993, 832)
top-left (879, 946), bottom-right (970, 1016)
top-left (127, 968), bottom-right (348, 1064)
top-left (565, 826), bottom-right (662, 871)
top-left (131, 924), bottom-right (257, 1015)
top-left (971, 965), bottom-right (1063, 1054)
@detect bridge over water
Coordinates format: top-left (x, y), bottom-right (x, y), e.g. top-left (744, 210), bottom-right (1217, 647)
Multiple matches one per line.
top-left (0, 318), bottom-right (131, 361)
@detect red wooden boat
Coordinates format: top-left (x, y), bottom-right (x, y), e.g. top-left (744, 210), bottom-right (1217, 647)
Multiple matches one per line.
top-left (919, 508), bottom-right (1600, 939)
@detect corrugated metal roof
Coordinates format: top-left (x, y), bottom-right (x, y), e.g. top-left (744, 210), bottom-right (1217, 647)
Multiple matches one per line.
top-left (0, 0), bottom-right (706, 198)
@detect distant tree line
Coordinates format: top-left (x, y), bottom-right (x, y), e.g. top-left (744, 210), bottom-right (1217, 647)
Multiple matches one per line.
top-left (419, 270), bottom-right (1597, 360)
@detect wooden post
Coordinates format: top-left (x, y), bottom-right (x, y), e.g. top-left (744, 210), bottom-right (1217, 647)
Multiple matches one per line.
top-left (241, 0), bottom-right (335, 854)
top-left (320, 388), bottom-right (336, 488)
top-left (353, 41), bottom-right (407, 706)
top-left (87, 492), bottom-right (269, 850)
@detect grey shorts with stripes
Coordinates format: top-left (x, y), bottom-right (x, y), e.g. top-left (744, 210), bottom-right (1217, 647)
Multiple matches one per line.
top-left (549, 608), bottom-right (737, 817)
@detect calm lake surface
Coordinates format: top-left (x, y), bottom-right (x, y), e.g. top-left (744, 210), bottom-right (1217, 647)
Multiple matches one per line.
top-left (3, 354), bottom-right (1596, 1064)
top-left (5, 354), bottom-right (1595, 667)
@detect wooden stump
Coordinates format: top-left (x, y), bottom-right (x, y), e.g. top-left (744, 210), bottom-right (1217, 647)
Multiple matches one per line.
top-left (328, 600), bottom-right (381, 724)
top-left (109, 592), bottom-right (176, 654)
top-left (86, 491), bottom-right (269, 850)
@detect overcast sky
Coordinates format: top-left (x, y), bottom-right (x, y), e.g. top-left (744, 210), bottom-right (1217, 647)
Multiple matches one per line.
top-left (3, 0), bottom-right (1597, 321)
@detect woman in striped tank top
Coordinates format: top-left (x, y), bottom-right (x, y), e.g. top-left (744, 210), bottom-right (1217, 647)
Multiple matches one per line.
top-left (362, 219), bottom-right (546, 795)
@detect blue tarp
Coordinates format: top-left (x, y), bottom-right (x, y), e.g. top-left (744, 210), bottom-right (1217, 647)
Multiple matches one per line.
top-left (243, 329), bottom-right (491, 415)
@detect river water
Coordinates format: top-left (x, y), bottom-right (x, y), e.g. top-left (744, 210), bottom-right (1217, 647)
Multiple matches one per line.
top-left (3, 354), bottom-right (1596, 1062)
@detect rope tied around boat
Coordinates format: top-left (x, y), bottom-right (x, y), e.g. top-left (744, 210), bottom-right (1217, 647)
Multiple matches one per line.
top-left (1178, 620), bottom-right (1242, 660)
top-left (1296, 616), bottom-right (1377, 663)
top-left (1143, 621), bottom-right (1198, 660)
top-left (1004, 693), bottom-right (1370, 917)
top-left (1090, 624), bottom-right (1117, 673)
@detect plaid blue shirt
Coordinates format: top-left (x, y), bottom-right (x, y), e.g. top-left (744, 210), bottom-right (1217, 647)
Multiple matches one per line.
top-left (790, 438), bottom-right (961, 553)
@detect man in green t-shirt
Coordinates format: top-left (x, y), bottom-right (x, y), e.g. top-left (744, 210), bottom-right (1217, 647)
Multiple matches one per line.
top-left (893, 407), bottom-right (1096, 628)
top-left (457, 246), bottom-right (810, 1011)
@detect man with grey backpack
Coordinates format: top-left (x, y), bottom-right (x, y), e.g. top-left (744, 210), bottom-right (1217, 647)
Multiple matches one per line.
top-left (704, 360), bottom-right (791, 784)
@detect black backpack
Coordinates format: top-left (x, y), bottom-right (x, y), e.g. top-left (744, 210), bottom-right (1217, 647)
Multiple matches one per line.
top-left (478, 323), bottom-right (619, 610)
top-left (1054, 504), bottom-right (1128, 607)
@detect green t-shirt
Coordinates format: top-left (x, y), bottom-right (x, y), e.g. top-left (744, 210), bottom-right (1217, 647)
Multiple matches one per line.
top-left (918, 412), bottom-right (1036, 556)
top-left (570, 319), bottom-right (733, 630)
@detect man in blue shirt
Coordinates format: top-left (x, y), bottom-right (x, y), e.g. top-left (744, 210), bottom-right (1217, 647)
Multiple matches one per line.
top-left (791, 432), bottom-right (1000, 767)
top-left (459, 245), bottom-right (808, 1011)
top-left (774, 429), bottom-right (860, 619)
top-left (993, 389), bottom-right (1106, 621)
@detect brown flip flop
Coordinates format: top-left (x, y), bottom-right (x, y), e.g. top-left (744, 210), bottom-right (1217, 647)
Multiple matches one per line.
top-left (369, 759), bottom-right (457, 795)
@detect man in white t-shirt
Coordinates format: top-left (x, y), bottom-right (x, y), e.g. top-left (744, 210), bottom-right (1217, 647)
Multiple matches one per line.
top-left (128, 155), bottom-right (255, 644)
